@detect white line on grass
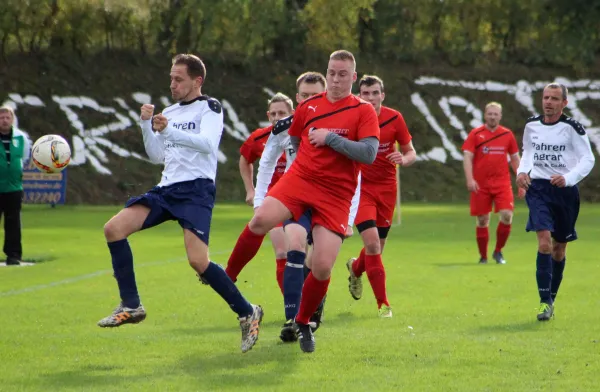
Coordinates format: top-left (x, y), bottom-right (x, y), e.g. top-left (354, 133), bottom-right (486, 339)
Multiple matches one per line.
top-left (0, 249), bottom-right (232, 298)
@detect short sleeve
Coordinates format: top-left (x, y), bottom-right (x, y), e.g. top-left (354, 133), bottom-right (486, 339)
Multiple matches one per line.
top-left (288, 107), bottom-right (305, 138)
top-left (508, 132), bottom-right (519, 155)
top-left (394, 114), bottom-right (412, 145)
top-left (358, 104), bottom-right (380, 140)
top-left (462, 131), bottom-right (475, 153)
top-left (239, 138), bottom-right (258, 163)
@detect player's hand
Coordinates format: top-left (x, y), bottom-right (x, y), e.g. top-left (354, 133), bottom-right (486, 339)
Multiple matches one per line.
top-left (467, 179), bottom-right (479, 193)
top-left (245, 190), bottom-right (255, 206)
top-left (308, 128), bottom-right (329, 147)
top-left (386, 152), bottom-right (403, 165)
top-left (517, 187), bottom-right (526, 199)
top-left (140, 104), bottom-right (154, 121)
top-left (344, 226), bottom-right (354, 238)
top-left (152, 113), bottom-right (168, 132)
top-left (550, 175), bottom-right (566, 188)
top-left (516, 173), bottom-right (531, 190)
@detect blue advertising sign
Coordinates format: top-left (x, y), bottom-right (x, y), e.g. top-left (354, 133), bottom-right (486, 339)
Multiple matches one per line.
top-left (22, 159), bottom-right (67, 205)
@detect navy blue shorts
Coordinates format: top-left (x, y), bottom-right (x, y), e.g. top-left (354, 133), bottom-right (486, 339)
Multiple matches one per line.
top-left (525, 179), bottom-right (580, 243)
top-left (125, 178), bottom-right (215, 245)
top-left (283, 209), bottom-right (313, 245)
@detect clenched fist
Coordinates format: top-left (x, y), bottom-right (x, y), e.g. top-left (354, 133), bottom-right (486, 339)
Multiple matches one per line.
top-left (140, 104), bottom-right (154, 121)
top-left (152, 113), bottom-right (168, 133)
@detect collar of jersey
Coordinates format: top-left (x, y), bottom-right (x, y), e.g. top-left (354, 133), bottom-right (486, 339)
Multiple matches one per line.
top-left (541, 114), bottom-right (567, 126)
top-left (179, 95), bottom-right (208, 106)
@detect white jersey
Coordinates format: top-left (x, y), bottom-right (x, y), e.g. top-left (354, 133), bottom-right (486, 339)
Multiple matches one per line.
top-left (254, 116), bottom-right (361, 226)
top-left (517, 114), bottom-right (595, 187)
top-left (140, 96), bottom-right (223, 187)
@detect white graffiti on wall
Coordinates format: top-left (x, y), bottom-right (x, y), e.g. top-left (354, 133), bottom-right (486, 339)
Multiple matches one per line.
top-left (3, 76), bottom-right (600, 174)
top-left (412, 76), bottom-right (600, 163)
top-left (2, 93), bottom-right (252, 174)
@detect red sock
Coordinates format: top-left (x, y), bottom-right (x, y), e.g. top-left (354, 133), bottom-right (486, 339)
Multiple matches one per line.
top-left (476, 226), bottom-right (489, 260)
top-left (352, 248), bottom-right (366, 277)
top-left (225, 224), bottom-right (265, 281)
top-left (365, 254), bottom-right (389, 308)
top-left (295, 273), bottom-right (330, 325)
top-left (275, 258), bottom-right (286, 294)
top-left (495, 222), bottom-right (511, 253)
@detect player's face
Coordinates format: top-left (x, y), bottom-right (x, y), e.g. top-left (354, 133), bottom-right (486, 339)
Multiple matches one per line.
top-left (0, 111), bottom-right (13, 133)
top-left (296, 82), bottom-right (325, 104)
top-left (359, 84), bottom-right (385, 111)
top-left (267, 101), bottom-right (292, 125)
top-left (170, 64), bottom-right (202, 102)
top-left (542, 87), bottom-right (567, 117)
top-left (326, 59), bottom-right (357, 99)
top-left (484, 106), bottom-right (502, 129)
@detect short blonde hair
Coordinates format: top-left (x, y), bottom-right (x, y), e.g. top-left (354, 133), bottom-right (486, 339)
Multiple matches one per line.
top-left (268, 92), bottom-right (294, 112)
top-left (330, 50), bottom-right (356, 69)
top-left (485, 101), bottom-right (502, 112)
top-left (0, 106), bottom-right (15, 118)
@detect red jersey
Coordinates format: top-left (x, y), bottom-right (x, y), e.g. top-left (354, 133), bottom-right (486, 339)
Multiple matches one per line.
top-left (462, 125), bottom-right (519, 187)
top-left (288, 92), bottom-right (380, 200)
top-left (361, 106), bottom-right (412, 185)
top-left (239, 125), bottom-right (286, 188)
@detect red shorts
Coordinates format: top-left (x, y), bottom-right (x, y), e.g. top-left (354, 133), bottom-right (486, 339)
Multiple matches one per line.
top-left (267, 171), bottom-right (351, 237)
top-left (470, 185), bottom-right (514, 216)
top-left (355, 181), bottom-right (397, 227)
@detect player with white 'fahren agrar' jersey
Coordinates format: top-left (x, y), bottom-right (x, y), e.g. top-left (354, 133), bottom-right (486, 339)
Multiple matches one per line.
top-left (518, 114), bottom-right (594, 186)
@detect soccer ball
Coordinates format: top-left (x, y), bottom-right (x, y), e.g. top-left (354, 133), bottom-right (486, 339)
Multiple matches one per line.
top-left (32, 134), bottom-right (71, 173)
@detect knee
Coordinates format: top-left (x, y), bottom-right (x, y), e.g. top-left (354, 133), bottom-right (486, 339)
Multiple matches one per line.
top-left (248, 214), bottom-right (270, 236)
top-left (104, 221), bottom-right (123, 242)
top-left (188, 257), bottom-right (210, 274)
top-left (287, 236), bottom-right (306, 253)
top-left (364, 239), bottom-right (381, 255)
top-left (476, 215), bottom-right (490, 227)
top-left (310, 263), bottom-right (331, 280)
top-left (538, 236), bottom-right (552, 254)
top-left (499, 211), bottom-right (513, 225)
top-left (552, 243), bottom-right (566, 261)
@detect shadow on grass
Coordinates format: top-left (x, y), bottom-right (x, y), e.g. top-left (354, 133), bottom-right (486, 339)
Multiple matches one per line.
top-left (474, 320), bottom-right (552, 334)
top-left (170, 311), bottom-right (360, 336)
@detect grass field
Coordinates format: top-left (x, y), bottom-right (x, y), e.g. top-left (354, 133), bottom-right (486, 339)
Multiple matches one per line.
top-left (1, 202), bottom-right (599, 391)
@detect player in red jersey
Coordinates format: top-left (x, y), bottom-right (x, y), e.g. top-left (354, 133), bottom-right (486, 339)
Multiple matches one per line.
top-left (462, 102), bottom-right (524, 264)
top-left (224, 93), bottom-right (293, 292)
top-left (247, 50), bottom-right (380, 353)
top-left (346, 75), bottom-right (417, 318)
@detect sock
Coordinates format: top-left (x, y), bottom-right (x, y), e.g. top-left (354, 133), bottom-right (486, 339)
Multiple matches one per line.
top-left (108, 239), bottom-right (140, 309)
top-left (303, 265), bottom-right (311, 280)
top-left (225, 224), bottom-right (265, 281)
top-left (365, 254), bottom-right (389, 308)
top-left (201, 262), bottom-right (253, 318)
top-left (295, 273), bottom-right (330, 325)
top-left (476, 227), bottom-right (489, 260)
top-left (352, 248), bottom-right (366, 277)
top-left (536, 252), bottom-right (553, 304)
top-left (551, 258), bottom-right (566, 301)
top-left (283, 250), bottom-right (306, 321)
top-left (494, 222), bottom-right (512, 253)
top-left (275, 258), bottom-right (286, 294)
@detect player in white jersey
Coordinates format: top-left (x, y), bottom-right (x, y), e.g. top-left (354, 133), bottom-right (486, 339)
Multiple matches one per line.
top-left (254, 72), bottom-right (360, 342)
top-left (98, 54), bottom-right (263, 353)
top-left (516, 82), bottom-right (595, 322)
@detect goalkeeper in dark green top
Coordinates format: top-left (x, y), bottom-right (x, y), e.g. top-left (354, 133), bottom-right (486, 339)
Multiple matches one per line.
top-left (0, 106), bottom-right (31, 266)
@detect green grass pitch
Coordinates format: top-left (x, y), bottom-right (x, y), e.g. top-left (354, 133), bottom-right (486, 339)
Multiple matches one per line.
top-left (1, 202), bottom-right (599, 391)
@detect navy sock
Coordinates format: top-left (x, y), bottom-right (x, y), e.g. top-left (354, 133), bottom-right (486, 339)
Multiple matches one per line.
top-left (108, 239), bottom-right (140, 309)
top-left (536, 252), bottom-right (553, 304)
top-left (551, 258), bottom-right (566, 301)
top-left (201, 262), bottom-right (253, 318)
top-left (303, 265), bottom-right (311, 280)
top-left (284, 250), bottom-right (306, 321)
